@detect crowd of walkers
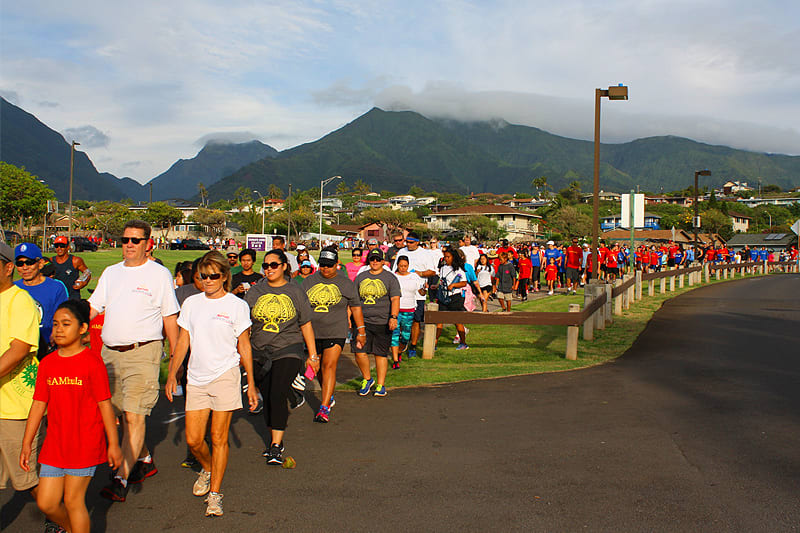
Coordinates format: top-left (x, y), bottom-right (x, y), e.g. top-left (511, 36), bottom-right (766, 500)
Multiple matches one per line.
top-left (2, 222), bottom-right (798, 530)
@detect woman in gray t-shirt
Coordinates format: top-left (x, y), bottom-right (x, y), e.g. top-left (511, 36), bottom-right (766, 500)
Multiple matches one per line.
top-left (245, 249), bottom-right (319, 466)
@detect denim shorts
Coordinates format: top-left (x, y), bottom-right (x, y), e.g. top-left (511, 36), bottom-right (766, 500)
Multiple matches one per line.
top-left (39, 463), bottom-right (98, 478)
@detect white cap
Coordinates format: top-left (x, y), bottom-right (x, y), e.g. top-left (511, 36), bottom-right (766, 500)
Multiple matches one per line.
top-left (546, 240), bottom-right (555, 245)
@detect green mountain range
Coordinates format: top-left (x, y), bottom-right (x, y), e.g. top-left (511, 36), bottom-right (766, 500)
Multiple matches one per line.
top-left (206, 108), bottom-right (800, 201)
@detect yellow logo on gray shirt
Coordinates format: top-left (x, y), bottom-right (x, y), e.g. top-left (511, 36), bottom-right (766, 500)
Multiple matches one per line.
top-left (252, 293), bottom-right (296, 333)
top-left (306, 283), bottom-right (343, 312)
top-left (359, 278), bottom-right (387, 305)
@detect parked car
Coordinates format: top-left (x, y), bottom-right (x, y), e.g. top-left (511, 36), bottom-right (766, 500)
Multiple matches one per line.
top-left (71, 236), bottom-right (98, 252)
top-left (169, 239), bottom-right (210, 251)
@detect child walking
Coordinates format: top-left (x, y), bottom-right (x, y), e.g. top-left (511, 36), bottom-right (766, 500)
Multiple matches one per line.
top-left (20, 300), bottom-right (122, 533)
top-left (545, 258), bottom-right (558, 295)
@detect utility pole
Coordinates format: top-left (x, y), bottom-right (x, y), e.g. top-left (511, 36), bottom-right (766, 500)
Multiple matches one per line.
top-left (68, 141), bottom-right (80, 246)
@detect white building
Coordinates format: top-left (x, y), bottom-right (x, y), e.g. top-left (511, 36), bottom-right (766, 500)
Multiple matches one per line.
top-left (424, 205), bottom-right (541, 241)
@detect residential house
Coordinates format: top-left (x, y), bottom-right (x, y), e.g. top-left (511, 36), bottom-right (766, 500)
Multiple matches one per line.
top-left (601, 228), bottom-right (725, 247)
top-left (728, 212), bottom-right (751, 233)
top-left (355, 199), bottom-right (391, 210)
top-left (722, 181), bottom-right (752, 195)
top-left (312, 198), bottom-right (343, 209)
top-left (580, 191), bottom-right (621, 203)
top-left (737, 197), bottom-right (800, 208)
top-left (601, 213), bottom-right (661, 231)
top-left (388, 195), bottom-right (416, 206)
top-left (726, 232), bottom-right (797, 252)
top-left (423, 205), bottom-right (541, 241)
top-left (645, 195), bottom-right (693, 207)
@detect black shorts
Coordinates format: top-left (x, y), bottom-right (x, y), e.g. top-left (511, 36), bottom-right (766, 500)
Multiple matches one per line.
top-left (315, 338), bottom-right (345, 354)
top-left (480, 284), bottom-right (492, 293)
top-left (412, 300), bottom-right (425, 322)
top-left (351, 323), bottom-right (391, 358)
top-left (667, 258), bottom-right (675, 267)
top-left (566, 267), bottom-right (581, 282)
top-left (606, 267), bottom-right (619, 275)
top-left (531, 266), bottom-right (541, 281)
top-left (439, 293), bottom-right (465, 312)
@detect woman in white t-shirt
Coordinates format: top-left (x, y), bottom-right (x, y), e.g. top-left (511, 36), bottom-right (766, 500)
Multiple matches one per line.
top-left (165, 251), bottom-right (259, 518)
top-left (391, 256), bottom-right (426, 369)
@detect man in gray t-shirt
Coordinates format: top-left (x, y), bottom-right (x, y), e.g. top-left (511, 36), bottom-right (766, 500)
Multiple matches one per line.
top-left (301, 269), bottom-right (360, 340)
top-left (355, 269), bottom-right (401, 325)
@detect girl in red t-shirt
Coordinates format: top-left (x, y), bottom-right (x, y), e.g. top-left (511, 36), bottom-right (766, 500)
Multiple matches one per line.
top-left (21, 300), bottom-right (122, 533)
top-left (545, 258), bottom-right (558, 295)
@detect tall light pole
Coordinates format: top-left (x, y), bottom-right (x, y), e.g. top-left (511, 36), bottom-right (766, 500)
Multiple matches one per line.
top-left (592, 85), bottom-right (628, 276)
top-left (253, 190), bottom-right (265, 234)
top-left (68, 141), bottom-right (80, 246)
top-left (319, 175), bottom-right (341, 240)
top-left (693, 169), bottom-right (711, 253)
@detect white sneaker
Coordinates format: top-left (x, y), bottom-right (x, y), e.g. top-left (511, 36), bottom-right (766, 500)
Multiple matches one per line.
top-left (193, 470), bottom-right (211, 496)
top-left (548, 290), bottom-right (554, 295)
top-left (205, 491), bottom-right (223, 517)
top-left (453, 335), bottom-right (460, 344)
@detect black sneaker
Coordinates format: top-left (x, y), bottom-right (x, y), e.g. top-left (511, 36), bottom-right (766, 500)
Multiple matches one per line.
top-left (266, 443), bottom-right (283, 465)
top-left (44, 519), bottom-right (67, 533)
top-left (289, 387), bottom-right (305, 410)
top-left (128, 460), bottom-right (157, 484)
top-left (180, 454), bottom-right (199, 468)
top-left (100, 478), bottom-right (128, 502)
top-left (262, 442), bottom-right (284, 458)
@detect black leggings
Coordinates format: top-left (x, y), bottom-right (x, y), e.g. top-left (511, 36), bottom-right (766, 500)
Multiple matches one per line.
top-left (257, 357), bottom-right (302, 432)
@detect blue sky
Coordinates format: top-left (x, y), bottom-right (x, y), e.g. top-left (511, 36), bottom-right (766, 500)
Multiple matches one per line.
top-left (2, 0), bottom-right (799, 184)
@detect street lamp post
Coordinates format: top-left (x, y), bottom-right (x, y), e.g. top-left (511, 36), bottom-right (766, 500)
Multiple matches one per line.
top-left (592, 85), bottom-right (628, 276)
top-left (253, 190), bottom-right (265, 234)
top-left (693, 170), bottom-right (711, 252)
top-left (319, 175), bottom-right (342, 240)
top-left (68, 141), bottom-right (80, 247)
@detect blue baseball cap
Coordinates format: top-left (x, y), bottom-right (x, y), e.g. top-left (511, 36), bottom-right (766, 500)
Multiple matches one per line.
top-left (14, 242), bottom-right (43, 260)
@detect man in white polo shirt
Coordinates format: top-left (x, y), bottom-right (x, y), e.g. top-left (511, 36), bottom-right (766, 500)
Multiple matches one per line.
top-left (89, 220), bottom-right (180, 502)
top-left (460, 234), bottom-right (480, 268)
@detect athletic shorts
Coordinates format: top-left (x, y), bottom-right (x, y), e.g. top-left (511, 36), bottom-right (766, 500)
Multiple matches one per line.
top-left (315, 338), bottom-right (345, 353)
top-left (606, 267), bottom-right (619, 275)
top-left (567, 267), bottom-right (581, 282)
top-left (102, 341), bottom-right (162, 416)
top-left (390, 311), bottom-right (414, 347)
top-left (0, 419), bottom-right (41, 490)
top-left (439, 293), bottom-right (465, 311)
top-left (412, 299), bottom-right (425, 322)
top-left (496, 291), bottom-right (513, 301)
top-left (531, 266), bottom-right (541, 281)
top-left (40, 463), bottom-right (97, 478)
top-left (667, 258), bottom-right (675, 267)
top-left (480, 285), bottom-right (493, 293)
top-left (186, 366), bottom-right (242, 412)
top-left (352, 323), bottom-right (392, 358)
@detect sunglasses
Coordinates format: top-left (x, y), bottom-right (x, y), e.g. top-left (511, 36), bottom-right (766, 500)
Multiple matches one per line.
top-left (369, 257), bottom-right (383, 262)
top-left (121, 237), bottom-right (146, 244)
top-left (15, 258), bottom-right (39, 267)
top-left (394, 239), bottom-right (404, 243)
top-left (262, 262), bottom-right (284, 270)
top-left (200, 272), bottom-right (222, 280)
top-left (54, 243), bottom-right (68, 248)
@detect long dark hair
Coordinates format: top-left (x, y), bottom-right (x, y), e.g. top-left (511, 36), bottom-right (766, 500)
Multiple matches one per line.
top-left (443, 246), bottom-right (465, 270)
top-left (264, 248), bottom-right (291, 281)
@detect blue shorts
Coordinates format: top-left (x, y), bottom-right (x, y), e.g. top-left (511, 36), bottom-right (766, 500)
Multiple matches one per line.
top-left (412, 300), bottom-right (425, 322)
top-left (40, 463), bottom-right (98, 478)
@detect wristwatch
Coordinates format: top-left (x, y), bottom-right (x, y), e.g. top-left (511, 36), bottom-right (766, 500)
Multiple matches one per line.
top-left (390, 315), bottom-right (398, 319)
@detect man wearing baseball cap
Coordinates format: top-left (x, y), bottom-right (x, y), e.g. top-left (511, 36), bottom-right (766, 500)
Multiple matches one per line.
top-left (51, 236), bottom-right (91, 300)
top-left (225, 245), bottom-right (243, 276)
top-left (14, 243), bottom-right (68, 359)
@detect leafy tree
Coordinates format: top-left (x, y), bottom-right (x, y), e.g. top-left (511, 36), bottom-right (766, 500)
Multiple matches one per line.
top-left (191, 208), bottom-right (226, 237)
top-left (88, 201), bottom-right (130, 240)
top-left (353, 179), bottom-right (371, 196)
top-left (268, 184), bottom-right (283, 199)
top-left (231, 202), bottom-right (264, 234)
top-left (232, 186), bottom-right (253, 208)
top-left (762, 184), bottom-right (782, 193)
top-left (408, 185), bottom-right (425, 197)
top-left (548, 206), bottom-right (592, 238)
top-left (197, 182), bottom-right (208, 206)
top-left (209, 199), bottom-right (232, 210)
top-left (335, 180), bottom-right (349, 196)
top-left (144, 202), bottom-right (185, 240)
top-left (356, 207), bottom-right (419, 230)
top-left (270, 207), bottom-right (317, 235)
top-left (450, 215), bottom-right (506, 242)
top-left (532, 176), bottom-right (549, 198)
top-left (0, 162), bottom-right (56, 233)
top-left (699, 208), bottom-right (733, 240)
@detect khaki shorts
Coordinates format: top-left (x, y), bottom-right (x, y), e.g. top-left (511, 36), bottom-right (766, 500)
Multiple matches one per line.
top-left (102, 341), bottom-right (162, 416)
top-left (186, 366), bottom-right (243, 412)
top-left (0, 419), bottom-right (41, 491)
top-left (496, 291), bottom-right (513, 301)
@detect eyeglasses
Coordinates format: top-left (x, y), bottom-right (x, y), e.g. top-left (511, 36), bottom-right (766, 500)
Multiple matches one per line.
top-left (121, 237), bottom-right (146, 244)
top-left (199, 272), bottom-right (222, 280)
top-left (54, 243), bottom-right (68, 248)
top-left (394, 239), bottom-right (404, 243)
top-left (15, 258), bottom-right (38, 267)
top-left (262, 262), bottom-right (283, 270)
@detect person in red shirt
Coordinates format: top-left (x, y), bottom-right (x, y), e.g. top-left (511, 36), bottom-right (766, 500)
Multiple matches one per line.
top-left (705, 246), bottom-right (716, 263)
top-left (597, 240), bottom-right (610, 281)
top-left (516, 249), bottom-right (533, 301)
top-left (88, 312), bottom-right (104, 359)
top-left (21, 300), bottom-right (122, 533)
top-left (544, 258), bottom-right (558, 295)
top-left (565, 237), bottom-right (583, 294)
top-left (605, 244), bottom-right (620, 282)
top-left (667, 241), bottom-right (679, 267)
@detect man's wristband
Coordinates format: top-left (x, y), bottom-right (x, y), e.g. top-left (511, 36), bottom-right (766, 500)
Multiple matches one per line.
top-left (390, 315), bottom-right (398, 319)
top-left (357, 325), bottom-right (366, 330)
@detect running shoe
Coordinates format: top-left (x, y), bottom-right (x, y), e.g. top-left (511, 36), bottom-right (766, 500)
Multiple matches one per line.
top-left (180, 454), bottom-right (199, 469)
top-left (205, 492), bottom-right (223, 517)
top-left (407, 349), bottom-right (417, 358)
top-left (100, 478), bottom-right (128, 502)
top-left (357, 377), bottom-right (375, 396)
top-left (44, 519), bottom-right (66, 533)
top-left (266, 443), bottom-right (283, 465)
top-left (329, 394), bottom-right (335, 408)
top-left (391, 361), bottom-right (400, 370)
top-left (193, 470), bottom-right (211, 497)
top-left (373, 384), bottom-right (387, 397)
top-left (315, 405), bottom-right (330, 423)
top-left (262, 442), bottom-right (284, 457)
top-left (457, 343), bottom-right (470, 350)
top-left (289, 387), bottom-right (305, 410)
top-left (128, 460), bottom-right (158, 484)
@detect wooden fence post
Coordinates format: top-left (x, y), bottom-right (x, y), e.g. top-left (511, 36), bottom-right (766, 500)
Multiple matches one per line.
top-left (731, 266), bottom-right (736, 278)
top-left (723, 266), bottom-right (728, 279)
top-left (604, 284), bottom-right (613, 325)
top-left (704, 263), bottom-right (710, 283)
top-left (627, 274), bottom-right (635, 308)
top-left (613, 279), bottom-right (623, 316)
top-left (583, 286), bottom-right (594, 341)
top-left (566, 304), bottom-right (580, 360)
top-left (648, 278), bottom-right (655, 296)
top-left (678, 271), bottom-right (685, 288)
top-left (635, 270), bottom-right (642, 301)
top-left (660, 276), bottom-right (666, 294)
top-left (669, 274), bottom-right (675, 291)
top-left (421, 302), bottom-right (439, 359)
top-left (594, 285), bottom-right (605, 331)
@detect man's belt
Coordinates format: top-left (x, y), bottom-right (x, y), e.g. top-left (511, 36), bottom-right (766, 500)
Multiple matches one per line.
top-left (105, 339), bottom-right (159, 352)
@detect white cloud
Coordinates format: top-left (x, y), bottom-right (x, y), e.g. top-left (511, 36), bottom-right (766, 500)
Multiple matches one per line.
top-left (194, 132), bottom-right (262, 146)
top-left (62, 125), bottom-right (110, 148)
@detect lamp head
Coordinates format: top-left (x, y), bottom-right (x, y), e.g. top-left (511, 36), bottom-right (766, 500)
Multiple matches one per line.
top-left (697, 170), bottom-right (711, 177)
top-left (607, 85), bottom-right (628, 100)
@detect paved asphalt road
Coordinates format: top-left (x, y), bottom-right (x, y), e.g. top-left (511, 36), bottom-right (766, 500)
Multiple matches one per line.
top-left (2, 274), bottom-right (799, 532)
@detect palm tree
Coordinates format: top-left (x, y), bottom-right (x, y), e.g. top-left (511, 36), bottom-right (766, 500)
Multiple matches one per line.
top-left (532, 176), bottom-right (549, 198)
